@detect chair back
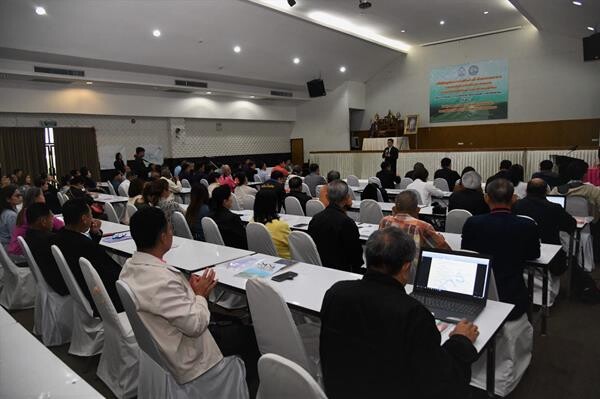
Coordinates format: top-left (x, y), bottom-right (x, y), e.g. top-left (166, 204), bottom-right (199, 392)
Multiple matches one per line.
top-left (256, 354), bottom-right (326, 399)
top-left (445, 209), bottom-right (473, 234)
top-left (126, 203), bottom-right (138, 219)
top-left (181, 179), bottom-right (191, 188)
top-left (51, 245), bottom-right (94, 317)
top-left (405, 189), bottom-right (423, 205)
top-left (116, 281), bottom-right (167, 369)
top-left (565, 196), bottom-right (590, 217)
top-left (106, 181), bottom-right (117, 196)
top-left (489, 269), bottom-right (500, 301)
top-left (246, 222), bottom-right (278, 256)
top-left (57, 192), bottom-right (67, 206)
top-left (172, 211), bottom-right (193, 239)
top-left (117, 184), bottom-right (128, 197)
top-left (200, 179), bottom-right (209, 188)
top-left (301, 183), bottom-right (311, 197)
top-left (254, 174), bottom-right (263, 183)
top-left (368, 176), bottom-right (382, 188)
top-left (305, 200), bottom-right (325, 217)
top-left (80, 258), bottom-right (128, 337)
top-left (17, 236), bottom-right (48, 290)
top-left (359, 199), bottom-right (384, 224)
top-left (517, 214), bottom-right (538, 225)
top-left (230, 194), bottom-right (242, 211)
top-left (104, 201), bottom-right (121, 224)
top-left (399, 177), bottom-right (413, 189)
top-left (315, 185), bottom-right (324, 199)
top-left (241, 194), bottom-right (255, 210)
top-left (376, 188), bottom-right (384, 202)
top-left (246, 279), bottom-right (315, 376)
top-left (346, 175), bottom-right (360, 187)
top-left (433, 178), bottom-right (450, 191)
top-left (201, 217), bottom-right (225, 245)
top-left (347, 185), bottom-right (356, 201)
top-left (288, 231), bottom-right (322, 265)
top-left (284, 196), bottom-right (305, 216)
top-left (0, 243), bottom-right (27, 281)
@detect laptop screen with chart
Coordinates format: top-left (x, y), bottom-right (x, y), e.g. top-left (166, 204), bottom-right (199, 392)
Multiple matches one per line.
top-left (414, 249), bottom-right (491, 302)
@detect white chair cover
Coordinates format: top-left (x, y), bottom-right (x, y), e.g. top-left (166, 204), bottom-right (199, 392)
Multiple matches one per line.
top-left (230, 194), bottom-right (242, 211)
top-left (58, 192), bottom-right (67, 206)
top-left (257, 354), bottom-right (327, 399)
top-left (359, 199), bottom-right (384, 224)
top-left (181, 179), bottom-right (191, 189)
top-left (433, 178), bottom-right (450, 191)
top-left (104, 201), bottom-right (121, 224)
top-left (306, 200), bottom-right (325, 217)
top-left (368, 176), bottom-right (382, 188)
top-left (116, 281), bottom-right (249, 399)
top-left (302, 183), bottom-right (311, 197)
top-left (239, 194), bottom-right (255, 211)
top-left (470, 314), bottom-right (533, 397)
top-left (346, 175), bottom-right (360, 187)
top-left (285, 196), bottom-right (305, 216)
top-left (523, 269), bottom-right (560, 307)
top-left (315, 185), bottom-right (324, 199)
top-left (565, 196), bottom-right (594, 271)
top-left (51, 245), bottom-right (104, 356)
top-left (127, 203), bottom-right (138, 219)
top-left (375, 188), bottom-right (384, 202)
top-left (0, 244), bottom-right (35, 310)
top-left (199, 179), bottom-right (208, 188)
top-left (172, 212), bottom-right (193, 240)
top-left (399, 177), bottom-right (413, 189)
top-left (118, 184), bottom-right (128, 197)
top-left (80, 258), bottom-right (139, 399)
top-left (246, 278), bottom-right (320, 379)
top-left (106, 181), bottom-right (117, 196)
top-left (201, 217), bottom-right (225, 245)
top-left (17, 237), bottom-right (73, 346)
top-left (445, 209), bottom-right (473, 234)
top-left (246, 222), bottom-right (278, 256)
top-left (288, 231), bottom-right (322, 266)
top-left (254, 174), bottom-right (263, 183)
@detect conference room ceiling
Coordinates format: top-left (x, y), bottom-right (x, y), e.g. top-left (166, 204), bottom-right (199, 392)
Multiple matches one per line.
top-left (0, 0), bottom-right (592, 94)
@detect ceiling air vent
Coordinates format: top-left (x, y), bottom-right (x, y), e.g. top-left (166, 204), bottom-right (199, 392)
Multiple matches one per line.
top-left (34, 66), bottom-right (85, 76)
top-left (270, 90), bottom-right (293, 98)
top-left (30, 78), bottom-right (72, 84)
top-left (174, 79), bottom-right (208, 88)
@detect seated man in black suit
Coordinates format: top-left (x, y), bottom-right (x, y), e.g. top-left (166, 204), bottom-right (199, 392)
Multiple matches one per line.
top-left (24, 203), bottom-right (68, 296)
top-left (485, 159), bottom-right (512, 187)
top-left (532, 160), bottom-right (561, 189)
top-left (434, 157), bottom-right (461, 191)
top-left (375, 161), bottom-right (400, 189)
top-left (51, 198), bottom-right (123, 314)
top-left (448, 171), bottom-right (489, 215)
top-left (285, 177), bottom-right (311, 214)
top-left (404, 162), bottom-right (424, 180)
top-left (462, 178), bottom-right (540, 321)
top-left (308, 180), bottom-right (363, 273)
top-left (320, 227), bottom-right (479, 399)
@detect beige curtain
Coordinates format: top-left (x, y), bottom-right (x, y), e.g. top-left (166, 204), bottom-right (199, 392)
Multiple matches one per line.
top-left (0, 127), bottom-right (46, 179)
top-left (53, 127), bottom-right (101, 180)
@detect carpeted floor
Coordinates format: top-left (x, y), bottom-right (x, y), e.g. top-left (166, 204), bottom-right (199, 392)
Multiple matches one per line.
top-left (8, 272), bottom-right (600, 399)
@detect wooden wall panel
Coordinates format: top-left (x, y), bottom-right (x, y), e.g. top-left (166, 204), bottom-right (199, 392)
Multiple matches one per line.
top-left (405, 118), bottom-right (600, 150)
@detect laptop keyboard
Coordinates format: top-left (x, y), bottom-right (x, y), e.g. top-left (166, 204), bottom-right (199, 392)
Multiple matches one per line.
top-left (412, 293), bottom-right (481, 315)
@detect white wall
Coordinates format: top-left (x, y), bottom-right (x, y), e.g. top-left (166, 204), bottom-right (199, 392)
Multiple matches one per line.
top-left (363, 26), bottom-right (600, 128)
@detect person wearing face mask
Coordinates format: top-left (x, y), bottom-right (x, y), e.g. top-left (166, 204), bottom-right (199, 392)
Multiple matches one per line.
top-left (51, 198), bottom-right (123, 315)
top-left (308, 180), bottom-right (363, 273)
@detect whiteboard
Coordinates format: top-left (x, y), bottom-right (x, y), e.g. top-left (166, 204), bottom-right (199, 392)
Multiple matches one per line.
top-left (143, 145), bottom-right (164, 165)
top-left (98, 145), bottom-right (126, 170)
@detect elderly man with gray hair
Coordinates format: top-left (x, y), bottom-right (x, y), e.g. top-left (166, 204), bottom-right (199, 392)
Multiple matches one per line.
top-left (448, 170), bottom-right (489, 215)
top-left (308, 179), bottom-right (363, 273)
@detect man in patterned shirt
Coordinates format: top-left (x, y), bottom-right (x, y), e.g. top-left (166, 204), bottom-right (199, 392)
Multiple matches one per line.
top-left (379, 190), bottom-right (451, 251)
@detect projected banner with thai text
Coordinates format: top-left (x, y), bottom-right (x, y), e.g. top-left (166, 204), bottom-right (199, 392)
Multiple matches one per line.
top-left (430, 60), bottom-right (508, 123)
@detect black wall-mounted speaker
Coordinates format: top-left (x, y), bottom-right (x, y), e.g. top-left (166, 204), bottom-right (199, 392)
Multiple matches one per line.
top-left (307, 79), bottom-right (326, 98)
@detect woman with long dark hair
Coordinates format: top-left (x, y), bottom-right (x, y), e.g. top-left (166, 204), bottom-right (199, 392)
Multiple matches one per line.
top-left (0, 185), bottom-right (22, 249)
top-left (185, 184), bottom-right (210, 241)
top-left (208, 185), bottom-right (247, 249)
top-left (114, 152), bottom-right (126, 174)
top-left (509, 164), bottom-right (527, 199)
top-left (253, 189), bottom-right (291, 258)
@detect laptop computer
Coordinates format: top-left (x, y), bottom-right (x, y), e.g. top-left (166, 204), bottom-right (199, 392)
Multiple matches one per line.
top-left (410, 248), bottom-right (492, 323)
top-left (547, 195), bottom-right (566, 208)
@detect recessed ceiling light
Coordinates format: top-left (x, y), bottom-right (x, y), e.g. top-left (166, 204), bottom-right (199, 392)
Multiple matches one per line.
top-left (85, 81), bottom-right (93, 85)
top-left (483, 11), bottom-right (489, 15)
top-left (152, 29), bottom-right (161, 37)
top-left (206, 91), bottom-right (212, 94)
top-left (339, 66), bottom-right (347, 73)
top-left (572, 1), bottom-right (582, 6)
top-left (588, 26), bottom-right (595, 31)
top-left (293, 57), bottom-right (300, 64)
top-left (250, 95), bottom-right (256, 98)
top-left (439, 20), bottom-right (445, 25)
top-left (401, 29), bottom-right (406, 33)
top-left (35, 6), bottom-right (46, 15)
top-left (233, 45), bottom-right (241, 53)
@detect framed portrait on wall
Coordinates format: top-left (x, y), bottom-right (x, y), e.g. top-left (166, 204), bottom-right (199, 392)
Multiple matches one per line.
top-left (404, 114), bottom-right (419, 135)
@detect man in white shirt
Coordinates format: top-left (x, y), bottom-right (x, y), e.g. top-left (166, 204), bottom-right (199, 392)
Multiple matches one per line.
top-left (119, 207), bottom-right (249, 395)
top-left (118, 171), bottom-right (135, 196)
top-left (406, 166), bottom-right (444, 206)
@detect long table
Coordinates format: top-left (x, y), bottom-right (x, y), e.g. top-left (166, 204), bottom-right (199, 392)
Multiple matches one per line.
top-left (204, 253), bottom-right (513, 397)
top-left (91, 193), bottom-right (129, 204)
